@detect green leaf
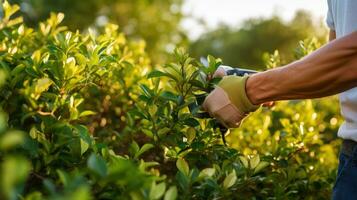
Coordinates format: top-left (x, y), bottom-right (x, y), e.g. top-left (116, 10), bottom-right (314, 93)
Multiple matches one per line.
top-left (185, 127), bottom-right (196, 143)
top-left (163, 64), bottom-right (181, 82)
top-left (129, 141), bottom-right (140, 157)
top-left (66, 186), bottom-right (92, 200)
top-left (164, 186), bottom-right (177, 200)
top-left (0, 131), bottom-right (25, 150)
top-left (148, 105), bottom-right (157, 116)
top-left (1, 156), bottom-right (31, 200)
top-left (254, 161), bottom-right (270, 174)
top-left (142, 129), bottom-right (154, 138)
top-left (160, 91), bottom-right (178, 102)
top-left (56, 13), bottom-right (65, 24)
top-left (250, 155), bottom-right (260, 169)
top-left (176, 158), bottom-right (189, 176)
top-left (87, 154), bottom-right (107, 177)
top-left (135, 143), bottom-right (154, 159)
top-left (147, 70), bottom-right (167, 79)
top-left (0, 112), bottom-right (7, 133)
top-left (140, 84), bottom-right (153, 97)
top-left (158, 127), bottom-right (170, 137)
top-left (74, 125), bottom-right (92, 145)
top-left (80, 139), bottom-right (89, 155)
top-left (35, 78), bottom-right (52, 93)
top-left (17, 23), bottom-right (24, 34)
top-left (0, 69), bottom-right (7, 88)
top-left (183, 118), bottom-right (200, 127)
top-left (43, 179), bottom-right (56, 195)
top-left (129, 110), bottom-right (148, 120)
top-left (6, 17), bottom-right (23, 27)
top-left (31, 50), bottom-right (42, 64)
top-left (150, 182), bottom-right (166, 200)
top-left (199, 168), bottom-right (215, 178)
top-left (3, 0), bottom-right (20, 20)
top-left (57, 170), bottom-right (70, 187)
top-left (207, 55), bottom-right (222, 74)
top-left (139, 160), bottom-right (159, 171)
top-left (138, 95), bottom-right (151, 103)
top-left (223, 170), bottom-right (237, 189)
top-left (24, 192), bottom-right (43, 200)
top-left (10, 64), bottom-right (25, 77)
top-left (239, 156), bottom-right (249, 168)
top-left (130, 192), bottom-right (143, 200)
top-left (79, 110), bottom-right (96, 118)
top-left (189, 79), bottom-right (205, 89)
top-left (175, 170), bottom-right (189, 190)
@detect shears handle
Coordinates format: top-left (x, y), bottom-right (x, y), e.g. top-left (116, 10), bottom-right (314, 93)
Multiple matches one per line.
top-left (219, 65), bottom-right (258, 76)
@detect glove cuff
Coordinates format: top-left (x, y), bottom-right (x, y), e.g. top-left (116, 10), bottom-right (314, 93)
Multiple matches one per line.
top-left (217, 75), bottom-right (260, 113)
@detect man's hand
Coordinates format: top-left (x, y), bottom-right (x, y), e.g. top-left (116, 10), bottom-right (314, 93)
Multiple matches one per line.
top-left (203, 75), bottom-right (260, 128)
top-left (212, 67), bottom-right (275, 107)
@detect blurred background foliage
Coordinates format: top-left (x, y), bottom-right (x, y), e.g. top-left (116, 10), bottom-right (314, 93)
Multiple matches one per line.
top-left (189, 11), bottom-right (328, 69)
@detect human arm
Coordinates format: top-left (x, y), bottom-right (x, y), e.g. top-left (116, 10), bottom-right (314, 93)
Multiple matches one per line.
top-left (203, 31), bottom-right (357, 128)
top-left (246, 31), bottom-right (357, 105)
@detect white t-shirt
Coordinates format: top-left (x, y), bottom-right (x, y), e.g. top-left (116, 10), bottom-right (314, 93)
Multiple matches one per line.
top-left (326, 0), bottom-right (357, 141)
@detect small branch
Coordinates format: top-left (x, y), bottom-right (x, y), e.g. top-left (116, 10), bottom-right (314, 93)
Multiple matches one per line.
top-left (31, 171), bottom-right (46, 180)
top-left (37, 110), bottom-right (55, 117)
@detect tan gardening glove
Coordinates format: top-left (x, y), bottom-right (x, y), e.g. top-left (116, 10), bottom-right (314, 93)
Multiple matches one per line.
top-left (203, 75), bottom-right (260, 128)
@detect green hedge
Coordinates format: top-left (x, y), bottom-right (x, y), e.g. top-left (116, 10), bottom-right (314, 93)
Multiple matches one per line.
top-left (0, 1), bottom-right (341, 200)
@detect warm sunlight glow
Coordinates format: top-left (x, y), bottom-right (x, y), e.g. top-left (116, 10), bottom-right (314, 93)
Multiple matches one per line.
top-left (182, 0), bottom-right (327, 39)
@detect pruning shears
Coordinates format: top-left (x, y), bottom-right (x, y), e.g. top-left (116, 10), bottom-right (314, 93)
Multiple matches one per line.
top-left (188, 57), bottom-right (258, 146)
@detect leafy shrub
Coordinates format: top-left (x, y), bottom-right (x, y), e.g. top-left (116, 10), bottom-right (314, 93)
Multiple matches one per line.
top-left (0, 1), bottom-right (341, 200)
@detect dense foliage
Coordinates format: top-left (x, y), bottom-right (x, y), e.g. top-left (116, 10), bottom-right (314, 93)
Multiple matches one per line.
top-left (8, 0), bottom-right (186, 63)
top-left (0, 2), bottom-right (342, 200)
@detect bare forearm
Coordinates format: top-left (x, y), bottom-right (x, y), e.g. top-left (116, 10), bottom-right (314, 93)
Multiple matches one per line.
top-left (247, 31), bottom-right (357, 105)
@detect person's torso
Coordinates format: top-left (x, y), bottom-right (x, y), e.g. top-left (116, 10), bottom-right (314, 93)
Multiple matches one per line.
top-left (328, 0), bottom-right (357, 37)
top-left (327, 0), bottom-right (357, 140)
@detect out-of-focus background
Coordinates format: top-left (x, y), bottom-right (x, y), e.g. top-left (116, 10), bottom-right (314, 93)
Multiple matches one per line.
top-left (8, 0), bottom-right (329, 67)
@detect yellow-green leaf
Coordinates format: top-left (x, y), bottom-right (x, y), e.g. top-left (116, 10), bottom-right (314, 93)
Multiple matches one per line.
top-left (223, 170), bottom-right (237, 189)
top-left (164, 186), bottom-right (177, 200)
top-left (56, 13), bottom-right (65, 24)
top-left (80, 139), bottom-right (89, 155)
top-left (176, 158), bottom-right (189, 176)
top-left (158, 127), bottom-right (170, 137)
top-left (135, 143), bottom-right (154, 159)
top-left (150, 182), bottom-right (166, 200)
top-left (239, 156), bottom-right (248, 168)
top-left (185, 127), bottom-right (196, 143)
top-left (34, 78), bottom-right (52, 97)
top-left (250, 155), bottom-right (260, 169)
top-left (79, 110), bottom-right (96, 118)
top-left (253, 161), bottom-right (270, 174)
top-left (0, 131), bottom-right (24, 150)
top-left (1, 156), bottom-right (31, 200)
top-left (199, 168), bottom-right (215, 178)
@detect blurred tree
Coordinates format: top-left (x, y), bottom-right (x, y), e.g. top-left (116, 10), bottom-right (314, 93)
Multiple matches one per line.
top-left (9, 0), bottom-right (187, 63)
top-left (189, 11), bottom-right (328, 70)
